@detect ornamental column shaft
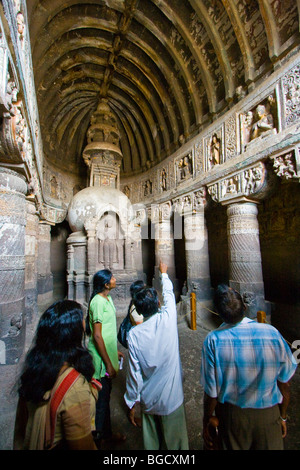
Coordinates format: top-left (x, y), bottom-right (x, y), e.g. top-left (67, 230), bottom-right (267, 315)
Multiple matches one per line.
top-left (0, 168), bottom-right (27, 365)
top-left (25, 200), bottom-right (39, 343)
top-left (152, 202), bottom-right (178, 296)
top-left (37, 222), bottom-right (53, 304)
top-left (154, 219), bottom-right (176, 277)
top-left (0, 168), bottom-right (27, 452)
top-left (227, 202), bottom-right (265, 317)
top-left (184, 207), bottom-right (211, 300)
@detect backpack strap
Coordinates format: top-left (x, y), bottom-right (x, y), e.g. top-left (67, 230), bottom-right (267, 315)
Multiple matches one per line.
top-left (45, 368), bottom-right (80, 449)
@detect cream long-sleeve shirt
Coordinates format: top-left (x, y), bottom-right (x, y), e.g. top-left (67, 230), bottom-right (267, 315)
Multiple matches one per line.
top-left (124, 273), bottom-right (184, 415)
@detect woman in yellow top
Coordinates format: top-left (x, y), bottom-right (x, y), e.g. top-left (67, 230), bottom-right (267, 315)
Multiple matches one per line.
top-left (86, 269), bottom-right (125, 447)
top-left (14, 300), bottom-right (99, 450)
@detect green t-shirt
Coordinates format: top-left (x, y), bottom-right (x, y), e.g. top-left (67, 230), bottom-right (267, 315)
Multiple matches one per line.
top-left (87, 294), bottom-right (119, 379)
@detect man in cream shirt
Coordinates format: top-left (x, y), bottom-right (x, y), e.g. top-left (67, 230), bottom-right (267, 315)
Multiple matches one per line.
top-left (124, 261), bottom-right (188, 450)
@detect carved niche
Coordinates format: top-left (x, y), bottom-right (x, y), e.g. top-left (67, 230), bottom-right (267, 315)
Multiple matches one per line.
top-left (176, 152), bottom-right (193, 183)
top-left (240, 95), bottom-right (277, 150)
top-left (97, 212), bottom-right (124, 271)
top-left (143, 179), bottom-right (153, 197)
top-left (205, 127), bottom-right (224, 171)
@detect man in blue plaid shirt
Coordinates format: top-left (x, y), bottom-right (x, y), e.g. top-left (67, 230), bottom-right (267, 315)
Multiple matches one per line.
top-left (200, 284), bottom-right (297, 450)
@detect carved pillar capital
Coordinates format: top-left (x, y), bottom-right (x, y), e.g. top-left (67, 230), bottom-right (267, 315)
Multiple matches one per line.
top-left (173, 187), bottom-right (207, 217)
top-left (160, 201), bottom-right (172, 221)
top-left (193, 187), bottom-right (207, 212)
top-left (150, 200), bottom-right (172, 223)
top-left (0, 166), bottom-right (27, 197)
top-left (207, 162), bottom-right (269, 205)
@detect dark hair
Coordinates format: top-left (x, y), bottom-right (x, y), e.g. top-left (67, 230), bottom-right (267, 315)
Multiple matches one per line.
top-left (127, 280), bottom-right (146, 315)
top-left (85, 269), bottom-right (113, 336)
top-left (18, 300), bottom-right (94, 403)
top-left (133, 287), bottom-right (159, 318)
top-left (130, 280), bottom-right (145, 298)
top-left (214, 284), bottom-right (245, 324)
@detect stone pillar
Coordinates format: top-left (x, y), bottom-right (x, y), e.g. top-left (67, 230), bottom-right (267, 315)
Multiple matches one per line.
top-left (86, 225), bottom-right (97, 303)
top-left (66, 231), bottom-right (87, 306)
top-left (0, 168), bottom-right (27, 364)
top-left (66, 242), bottom-right (75, 300)
top-left (37, 222), bottom-right (53, 304)
top-left (125, 239), bottom-right (133, 270)
top-left (184, 205), bottom-right (212, 301)
top-left (24, 200), bottom-right (39, 346)
top-left (0, 168), bottom-right (27, 449)
top-left (152, 202), bottom-right (178, 296)
top-left (227, 202), bottom-right (265, 317)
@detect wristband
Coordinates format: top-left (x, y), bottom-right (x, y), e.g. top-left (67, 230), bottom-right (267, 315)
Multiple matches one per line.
top-left (280, 415), bottom-right (287, 422)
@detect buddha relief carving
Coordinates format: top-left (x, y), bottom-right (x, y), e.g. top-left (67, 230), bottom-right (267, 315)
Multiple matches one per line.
top-left (97, 212), bottom-right (124, 270)
top-left (250, 103), bottom-right (274, 140)
top-left (242, 96), bottom-right (277, 149)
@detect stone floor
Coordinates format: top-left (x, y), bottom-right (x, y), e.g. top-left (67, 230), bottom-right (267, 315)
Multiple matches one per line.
top-left (101, 305), bottom-right (300, 452)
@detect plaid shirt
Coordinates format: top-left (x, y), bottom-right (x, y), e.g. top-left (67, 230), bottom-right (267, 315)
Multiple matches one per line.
top-left (200, 317), bottom-right (297, 408)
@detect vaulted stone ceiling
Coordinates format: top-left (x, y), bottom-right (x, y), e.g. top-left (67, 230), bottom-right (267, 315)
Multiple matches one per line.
top-left (27, 0), bottom-right (299, 178)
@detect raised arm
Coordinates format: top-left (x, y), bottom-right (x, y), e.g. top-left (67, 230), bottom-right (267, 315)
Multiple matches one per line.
top-left (159, 260), bottom-right (176, 316)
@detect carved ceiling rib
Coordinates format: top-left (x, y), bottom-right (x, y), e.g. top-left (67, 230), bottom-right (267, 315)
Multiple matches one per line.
top-left (221, 0), bottom-right (256, 83)
top-left (189, 0), bottom-right (235, 103)
top-left (258, 0), bottom-right (281, 61)
top-left (23, 0), bottom-right (299, 178)
top-left (150, 0), bottom-right (216, 119)
top-left (133, 8), bottom-right (195, 135)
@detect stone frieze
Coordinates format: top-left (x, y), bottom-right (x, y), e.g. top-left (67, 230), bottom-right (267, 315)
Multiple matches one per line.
top-left (207, 162), bottom-right (266, 204)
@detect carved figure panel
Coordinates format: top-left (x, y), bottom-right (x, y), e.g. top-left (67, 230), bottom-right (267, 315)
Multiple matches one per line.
top-left (143, 179), bottom-right (153, 197)
top-left (205, 128), bottom-right (224, 171)
top-left (43, 160), bottom-right (80, 208)
top-left (173, 188), bottom-right (206, 216)
top-left (240, 95), bottom-right (277, 150)
top-left (176, 152), bottom-right (193, 183)
top-left (270, 148), bottom-right (299, 181)
top-left (207, 162), bottom-right (266, 204)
